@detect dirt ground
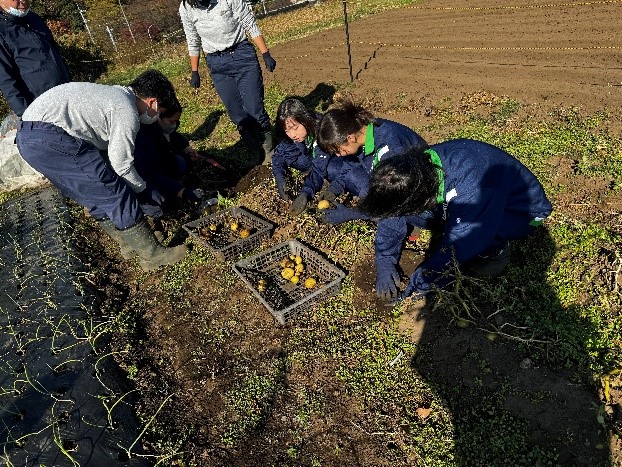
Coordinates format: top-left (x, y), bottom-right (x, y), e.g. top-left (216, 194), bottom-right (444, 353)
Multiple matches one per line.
top-left (86, 1), bottom-right (622, 465)
top-left (268, 0), bottom-right (622, 132)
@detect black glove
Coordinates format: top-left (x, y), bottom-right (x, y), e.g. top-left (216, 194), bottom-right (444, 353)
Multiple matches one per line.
top-left (262, 51), bottom-right (276, 72)
top-left (182, 187), bottom-right (203, 204)
top-left (290, 194), bottom-right (308, 215)
top-left (190, 71), bottom-right (200, 88)
top-left (136, 185), bottom-right (164, 206)
top-left (317, 189), bottom-right (337, 203)
top-left (318, 203), bottom-right (366, 225)
top-left (376, 258), bottom-right (401, 302)
top-left (277, 183), bottom-right (290, 201)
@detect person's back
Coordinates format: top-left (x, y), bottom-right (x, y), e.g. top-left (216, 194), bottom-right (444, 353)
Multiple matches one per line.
top-left (0, 3), bottom-right (70, 116)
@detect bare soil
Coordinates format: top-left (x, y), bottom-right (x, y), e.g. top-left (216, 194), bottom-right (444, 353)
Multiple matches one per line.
top-left (268, 0), bottom-right (622, 132)
top-left (85, 1), bottom-right (622, 465)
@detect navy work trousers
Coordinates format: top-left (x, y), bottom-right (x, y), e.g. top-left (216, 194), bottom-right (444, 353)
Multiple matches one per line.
top-left (205, 40), bottom-right (270, 132)
top-left (16, 121), bottom-right (141, 229)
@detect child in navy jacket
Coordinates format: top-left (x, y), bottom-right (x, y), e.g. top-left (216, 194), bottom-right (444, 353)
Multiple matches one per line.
top-left (315, 99), bottom-right (427, 224)
top-left (272, 98), bottom-right (343, 214)
top-left (359, 139), bottom-right (553, 301)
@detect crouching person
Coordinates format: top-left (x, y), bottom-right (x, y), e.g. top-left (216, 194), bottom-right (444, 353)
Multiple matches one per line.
top-left (359, 139), bottom-right (552, 301)
top-left (15, 69), bottom-right (187, 271)
top-left (134, 99), bottom-right (205, 210)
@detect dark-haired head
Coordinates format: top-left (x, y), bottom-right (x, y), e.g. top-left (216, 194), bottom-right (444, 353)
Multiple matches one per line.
top-left (358, 147), bottom-right (439, 218)
top-left (316, 99), bottom-right (375, 154)
top-left (275, 97), bottom-right (318, 142)
top-left (159, 99), bottom-right (182, 119)
top-left (129, 69), bottom-right (178, 113)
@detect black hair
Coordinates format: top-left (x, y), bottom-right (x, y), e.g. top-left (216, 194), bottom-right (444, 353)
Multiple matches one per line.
top-left (274, 97), bottom-right (319, 142)
top-left (159, 99), bottom-right (182, 119)
top-left (129, 69), bottom-right (178, 112)
top-left (358, 147), bottom-right (439, 218)
top-left (316, 99), bottom-right (375, 154)
top-left (182, 0), bottom-right (213, 9)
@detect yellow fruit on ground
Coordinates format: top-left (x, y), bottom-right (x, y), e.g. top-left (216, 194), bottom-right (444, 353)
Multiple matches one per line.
top-left (281, 268), bottom-right (295, 280)
top-left (304, 277), bottom-right (317, 289)
top-left (290, 275), bottom-right (300, 284)
top-left (317, 200), bottom-right (331, 210)
top-left (456, 318), bottom-right (469, 328)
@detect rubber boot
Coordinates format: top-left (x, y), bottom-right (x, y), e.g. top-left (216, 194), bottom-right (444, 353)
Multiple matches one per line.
top-left (116, 219), bottom-right (187, 272)
top-left (260, 128), bottom-right (274, 165)
top-left (98, 219), bottom-right (136, 260)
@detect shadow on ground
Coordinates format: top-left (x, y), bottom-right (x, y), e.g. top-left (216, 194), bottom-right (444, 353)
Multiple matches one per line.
top-left (398, 227), bottom-right (610, 465)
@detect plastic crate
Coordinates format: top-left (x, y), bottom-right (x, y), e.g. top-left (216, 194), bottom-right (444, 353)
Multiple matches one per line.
top-left (183, 206), bottom-right (274, 261)
top-left (233, 239), bottom-right (346, 324)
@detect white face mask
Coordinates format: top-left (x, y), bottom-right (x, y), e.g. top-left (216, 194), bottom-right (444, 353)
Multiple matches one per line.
top-left (160, 121), bottom-right (179, 135)
top-left (139, 111), bottom-right (159, 125)
top-left (5, 7), bottom-right (29, 17)
top-left (138, 101), bottom-right (159, 124)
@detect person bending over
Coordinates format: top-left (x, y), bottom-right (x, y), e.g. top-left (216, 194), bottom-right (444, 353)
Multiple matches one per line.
top-left (16, 70), bottom-right (187, 271)
top-left (271, 97), bottom-right (343, 215)
top-left (359, 139), bottom-right (553, 302)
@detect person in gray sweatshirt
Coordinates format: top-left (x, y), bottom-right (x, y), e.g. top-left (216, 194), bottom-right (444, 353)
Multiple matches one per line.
top-left (179, 0), bottom-right (276, 165)
top-left (15, 69), bottom-right (187, 271)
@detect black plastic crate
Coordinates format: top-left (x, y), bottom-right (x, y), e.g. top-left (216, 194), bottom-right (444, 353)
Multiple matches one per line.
top-left (233, 239), bottom-right (346, 324)
top-left (183, 206), bottom-right (274, 261)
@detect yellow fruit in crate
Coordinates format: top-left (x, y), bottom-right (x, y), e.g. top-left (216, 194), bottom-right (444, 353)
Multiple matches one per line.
top-left (289, 254), bottom-right (296, 260)
top-left (317, 200), bottom-right (331, 210)
top-left (290, 275), bottom-right (300, 284)
top-left (295, 263), bottom-right (305, 273)
top-left (239, 228), bottom-right (251, 238)
top-left (304, 277), bottom-right (317, 289)
top-left (281, 268), bottom-right (295, 280)
top-left (294, 255), bottom-right (303, 264)
top-left (209, 223), bottom-right (218, 231)
top-left (230, 220), bottom-right (239, 231)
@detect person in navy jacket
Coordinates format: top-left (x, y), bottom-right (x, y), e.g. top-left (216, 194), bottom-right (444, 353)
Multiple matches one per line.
top-left (359, 139), bottom-right (553, 301)
top-left (271, 97), bottom-right (343, 215)
top-left (315, 99), bottom-right (427, 224)
top-left (0, 0), bottom-right (70, 116)
top-left (133, 100), bottom-right (206, 215)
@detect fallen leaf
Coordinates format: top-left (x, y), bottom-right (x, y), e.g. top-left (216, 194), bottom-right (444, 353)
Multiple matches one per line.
top-left (416, 407), bottom-right (432, 419)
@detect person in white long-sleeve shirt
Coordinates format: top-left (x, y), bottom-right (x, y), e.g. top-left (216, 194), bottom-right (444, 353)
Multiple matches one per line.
top-left (15, 69), bottom-right (187, 271)
top-left (179, 0), bottom-right (276, 164)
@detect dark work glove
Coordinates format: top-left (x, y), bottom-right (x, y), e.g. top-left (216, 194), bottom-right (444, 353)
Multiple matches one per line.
top-left (317, 189), bottom-right (337, 203)
top-left (136, 185), bottom-right (165, 206)
top-left (190, 71), bottom-right (200, 88)
top-left (277, 183), bottom-right (291, 201)
top-left (290, 194), bottom-right (308, 215)
top-left (376, 258), bottom-right (401, 302)
top-left (262, 51), bottom-right (276, 72)
top-left (319, 203), bottom-right (368, 225)
top-left (182, 187), bottom-right (203, 204)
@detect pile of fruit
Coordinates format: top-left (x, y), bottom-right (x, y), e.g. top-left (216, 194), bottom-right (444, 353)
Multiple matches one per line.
top-left (198, 216), bottom-right (254, 247)
top-left (279, 254), bottom-right (317, 289)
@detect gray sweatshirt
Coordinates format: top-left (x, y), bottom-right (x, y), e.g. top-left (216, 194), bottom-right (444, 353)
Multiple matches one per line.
top-left (21, 82), bottom-right (146, 192)
top-left (179, 0), bottom-right (262, 55)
